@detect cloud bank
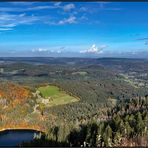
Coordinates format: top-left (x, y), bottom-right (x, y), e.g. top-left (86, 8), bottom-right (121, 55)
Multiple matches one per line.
top-left (80, 44), bottom-right (108, 54)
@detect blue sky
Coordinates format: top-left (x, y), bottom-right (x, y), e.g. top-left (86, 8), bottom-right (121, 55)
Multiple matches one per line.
top-left (0, 2), bottom-right (148, 58)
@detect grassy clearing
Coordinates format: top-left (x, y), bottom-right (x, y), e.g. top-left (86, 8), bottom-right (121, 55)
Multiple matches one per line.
top-left (38, 85), bottom-right (79, 107)
top-left (72, 71), bottom-right (87, 76)
top-left (38, 85), bottom-right (60, 98)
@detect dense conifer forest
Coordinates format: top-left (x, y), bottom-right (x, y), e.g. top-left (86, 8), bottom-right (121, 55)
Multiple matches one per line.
top-left (21, 96), bottom-right (148, 147)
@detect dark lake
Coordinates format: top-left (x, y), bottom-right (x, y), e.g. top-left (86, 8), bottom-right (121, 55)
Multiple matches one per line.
top-left (0, 129), bottom-right (40, 146)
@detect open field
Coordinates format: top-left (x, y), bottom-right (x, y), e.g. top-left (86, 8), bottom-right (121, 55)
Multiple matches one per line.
top-left (38, 85), bottom-right (79, 107)
top-left (38, 85), bottom-right (60, 98)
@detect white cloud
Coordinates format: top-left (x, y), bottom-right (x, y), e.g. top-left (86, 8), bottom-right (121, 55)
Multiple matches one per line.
top-left (32, 48), bottom-right (48, 52)
top-left (0, 3), bottom-right (75, 12)
top-left (63, 3), bottom-right (75, 12)
top-left (27, 6), bottom-right (55, 11)
top-left (0, 28), bottom-right (13, 31)
top-left (0, 3), bottom-right (77, 30)
top-left (0, 13), bottom-right (40, 30)
top-left (0, 5), bottom-right (56, 12)
top-left (57, 50), bottom-right (62, 53)
top-left (54, 2), bottom-right (61, 7)
top-left (0, 2), bottom-right (120, 30)
top-left (38, 48), bottom-right (48, 52)
top-left (32, 48), bottom-right (63, 54)
top-left (80, 44), bottom-right (108, 54)
top-left (8, 2), bottom-right (36, 5)
top-left (58, 16), bottom-right (76, 25)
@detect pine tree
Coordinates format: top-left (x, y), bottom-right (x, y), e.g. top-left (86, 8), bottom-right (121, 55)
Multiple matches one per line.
top-left (113, 131), bottom-right (122, 145)
top-left (136, 112), bottom-right (144, 136)
top-left (96, 122), bottom-right (105, 147)
top-left (103, 125), bottom-right (112, 146)
top-left (124, 121), bottom-right (133, 138)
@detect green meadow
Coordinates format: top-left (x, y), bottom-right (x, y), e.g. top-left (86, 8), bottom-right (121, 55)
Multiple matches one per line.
top-left (38, 85), bottom-right (60, 98)
top-left (38, 85), bottom-right (79, 106)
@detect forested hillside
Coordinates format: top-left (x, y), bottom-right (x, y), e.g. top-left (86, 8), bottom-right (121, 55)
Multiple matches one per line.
top-left (0, 58), bottom-right (147, 147)
top-left (21, 96), bottom-right (148, 147)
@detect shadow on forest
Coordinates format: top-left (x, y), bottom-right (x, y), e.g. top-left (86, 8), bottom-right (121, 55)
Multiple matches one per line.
top-left (20, 123), bottom-right (98, 147)
top-left (20, 134), bottom-right (69, 147)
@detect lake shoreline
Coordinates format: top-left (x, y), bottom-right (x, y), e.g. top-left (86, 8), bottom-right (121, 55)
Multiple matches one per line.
top-left (0, 127), bottom-right (43, 133)
top-left (0, 129), bottom-right (42, 146)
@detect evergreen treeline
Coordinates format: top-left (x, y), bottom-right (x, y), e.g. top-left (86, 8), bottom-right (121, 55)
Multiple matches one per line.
top-left (21, 96), bottom-right (148, 147)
